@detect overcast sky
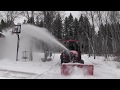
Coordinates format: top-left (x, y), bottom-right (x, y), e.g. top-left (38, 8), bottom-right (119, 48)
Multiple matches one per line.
top-left (65, 11), bottom-right (79, 18)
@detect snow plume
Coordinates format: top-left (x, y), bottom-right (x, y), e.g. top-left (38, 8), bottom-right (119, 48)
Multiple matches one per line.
top-left (0, 24), bottom-right (68, 61)
top-left (0, 30), bottom-right (17, 60)
top-left (21, 24), bottom-right (68, 52)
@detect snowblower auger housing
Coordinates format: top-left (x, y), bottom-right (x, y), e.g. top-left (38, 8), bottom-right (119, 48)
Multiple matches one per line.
top-left (60, 40), bottom-right (94, 76)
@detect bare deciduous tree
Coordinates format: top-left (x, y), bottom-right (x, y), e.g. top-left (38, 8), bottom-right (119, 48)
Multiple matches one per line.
top-left (0, 11), bottom-right (23, 22)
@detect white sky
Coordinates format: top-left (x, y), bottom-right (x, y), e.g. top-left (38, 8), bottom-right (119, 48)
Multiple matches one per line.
top-left (65, 11), bottom-right (79, 18)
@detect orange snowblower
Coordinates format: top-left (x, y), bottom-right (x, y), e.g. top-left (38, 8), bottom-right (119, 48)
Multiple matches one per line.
top-left (60, 40), bottom-right (94, 76)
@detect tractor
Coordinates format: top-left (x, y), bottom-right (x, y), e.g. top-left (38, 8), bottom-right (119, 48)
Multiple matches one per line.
top-left (60, 40), bottom-right (94, 76)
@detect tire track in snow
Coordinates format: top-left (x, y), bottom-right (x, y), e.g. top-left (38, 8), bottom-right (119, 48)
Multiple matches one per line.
top-left (0, 61), bottom-right (59, 79)
top-left (34, 60), bottom-right (60, 79)
top-left (0, 68), bottom-right (38, 79)
top-left (0, 54), bottom-right (61, 79)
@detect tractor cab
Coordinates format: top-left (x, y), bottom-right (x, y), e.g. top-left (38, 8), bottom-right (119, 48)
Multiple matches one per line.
top-left (63, 40), bottom-right (80, 51)
top-left (60, 40), bottom-right (82, 64)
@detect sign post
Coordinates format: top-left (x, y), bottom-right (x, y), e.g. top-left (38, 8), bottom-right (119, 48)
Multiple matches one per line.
top-left (12, 24), bottom-right (21, 61)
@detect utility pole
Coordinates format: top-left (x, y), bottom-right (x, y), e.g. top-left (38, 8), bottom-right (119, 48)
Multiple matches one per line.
top-left (29, 11), bottom-right (34, 61)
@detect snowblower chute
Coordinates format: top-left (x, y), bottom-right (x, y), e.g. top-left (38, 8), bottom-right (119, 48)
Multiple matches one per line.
top-left (60, 40), bottom-right (94, 76)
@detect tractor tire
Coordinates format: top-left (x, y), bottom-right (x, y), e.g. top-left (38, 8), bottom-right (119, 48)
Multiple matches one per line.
top-left (79, 59), bottom-right (84, 64)
top-left (60, 55), bottom-right (63, 64)
top-left (61, 59), bottom-right (63, 65)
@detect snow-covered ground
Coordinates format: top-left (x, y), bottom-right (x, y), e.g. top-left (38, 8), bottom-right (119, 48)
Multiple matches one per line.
top-left (1, 24), bottom-right (119, 79)
top-left (0, 53), bottom-right (120, 79)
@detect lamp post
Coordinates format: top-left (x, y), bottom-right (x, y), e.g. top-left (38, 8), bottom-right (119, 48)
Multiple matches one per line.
top-left (12, 24), bottom-right (21, 61)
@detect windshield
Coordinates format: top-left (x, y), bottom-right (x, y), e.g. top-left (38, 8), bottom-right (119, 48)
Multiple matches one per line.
top-left (65, 42), bottom-right (78, 51)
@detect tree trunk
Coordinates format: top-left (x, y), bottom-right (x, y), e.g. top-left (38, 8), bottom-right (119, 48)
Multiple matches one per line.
top-left (90, 11), bottom-right (96, 59)
top-left (85, 32), bottom-right (94, 57)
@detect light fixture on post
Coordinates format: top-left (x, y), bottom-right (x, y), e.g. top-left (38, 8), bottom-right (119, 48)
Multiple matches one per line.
top-left (12, 23), bottom-right (21, 61)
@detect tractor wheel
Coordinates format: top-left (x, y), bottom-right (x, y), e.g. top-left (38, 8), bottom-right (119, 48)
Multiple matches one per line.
top-left (61, 59), bottom-right (63, 64)
top-left (79, 59), bottom-right (84, 64)
top-left (60, 55), bottom-right (63, 64)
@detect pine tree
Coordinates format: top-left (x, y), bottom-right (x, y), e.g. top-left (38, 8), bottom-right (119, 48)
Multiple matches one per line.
top-left (1, 19), bottom-right (6, 28)
top-left (83, 16), bottom-right (91, 53)
top-left (79, 14), bottom-right (84, 34)
top-left (52, 13), bottom-right (63, 39)
top-left (43, 11), bottom-right (56, 33)
top-left (35, 16), bottom-right (40, 26)
top-left (64, 17), bottom-right (69, 39)
top-left (0, 19), bottom-right (9, 31)
top-left (23, 20), bottom-right (27, 24)
top-left (27, 17), bottom-right (34, 24)
top-left (78, 15), bottom-right (86, 53)
top-left (97, 31), bottom-right (102, 55)
top-left (78, 15), bottom-right (93, 54)
top-left (107, 23), bottom-right (113, 54)
top-left (67, 13), bottom-right (74, 37)
top-left (39, 20), bottom-right (44, 27)
top-left (73, 18), bottom-right (79, 40)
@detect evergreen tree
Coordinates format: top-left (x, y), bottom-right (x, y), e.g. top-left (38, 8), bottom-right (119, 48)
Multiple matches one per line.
top-left (67, 13), bottom-right (74, 37)
top-left (79, 14), bottom-right (84, 34)
top-left (43, 11), bottom-right (56, 33)
top-left (78, 15), bottom-right (93, 54)
top-left (78, 15), bottom-right (87, 53)
top-left (83, 16), bottom-right (91, 53)
top-left (64, 17), bottom-right (69, 39)
top-left (107, 23), bottom-right (113, 54)
top-left (23, 20), bottom-right (27, 24)
top-left (36, 19), bottom-right (44, 27)
top-left (35, 16), bottom-right (40, 26)
top-left (39, 20), bottom-right (44, 27)
top-left (0, 19), bottom-right (13, 31)
top-left (1, 19), bottom-right (6, 29)
top-left (97, 30), bottom-right (102, 55)
top-left (27, 17), bottom-right (35, 24)
top-left (52, 13), bottom-right (63, 39)
top-left (73, 18), bottom-right (79, 40)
